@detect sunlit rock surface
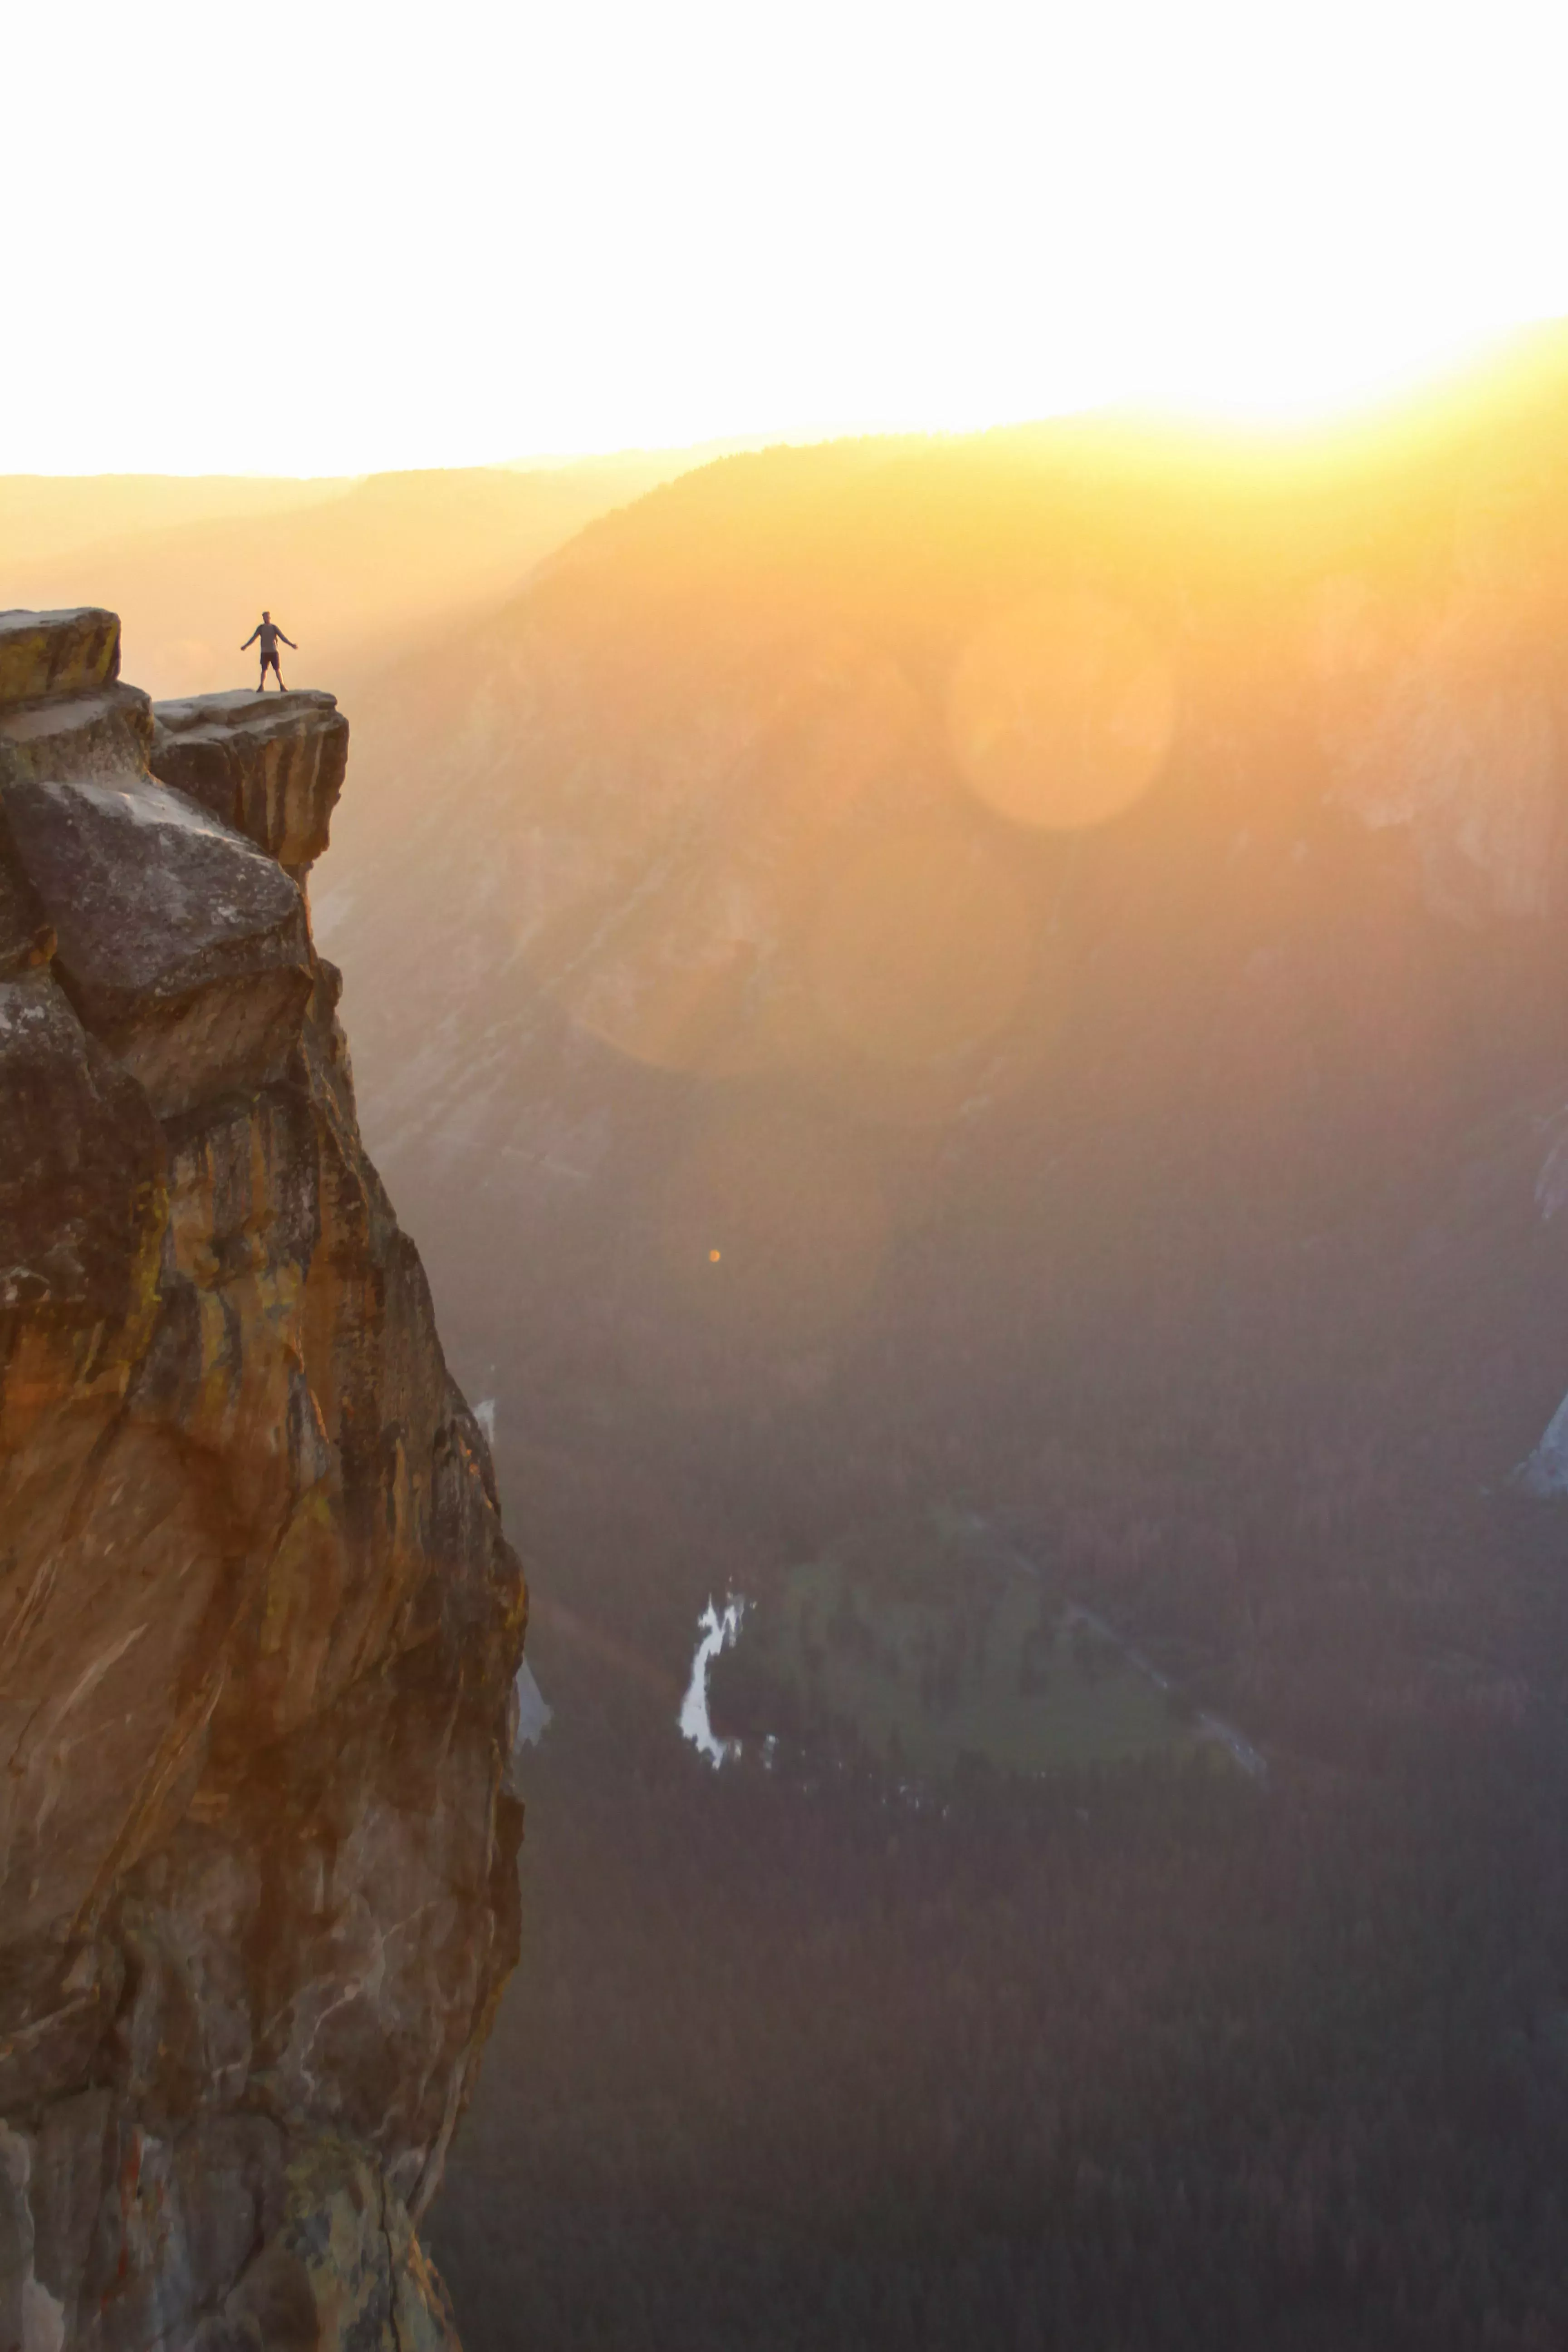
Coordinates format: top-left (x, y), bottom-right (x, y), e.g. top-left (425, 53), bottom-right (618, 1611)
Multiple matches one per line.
top-left (0, 608), bottom-right (119, 709)
top-left (0, 612), bottom-right (526, 2352)
top-left (151, 691), bottom-right (349, 879)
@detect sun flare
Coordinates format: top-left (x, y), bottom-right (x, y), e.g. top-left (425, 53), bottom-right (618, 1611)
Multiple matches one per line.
top-left (8, 0), bottom-right (1568, 472)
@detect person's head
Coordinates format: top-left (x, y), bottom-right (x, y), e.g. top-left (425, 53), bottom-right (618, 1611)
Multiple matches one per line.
top-left (262, 610), bottom-right (270, 621)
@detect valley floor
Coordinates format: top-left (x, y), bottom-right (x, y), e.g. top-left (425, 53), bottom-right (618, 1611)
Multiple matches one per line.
top-left (429, 1465), bottom-right (1568, 2352)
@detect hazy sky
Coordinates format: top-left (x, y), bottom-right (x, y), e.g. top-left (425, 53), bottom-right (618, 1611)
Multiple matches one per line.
top-left (8, 0), bottom-right (1567, 475)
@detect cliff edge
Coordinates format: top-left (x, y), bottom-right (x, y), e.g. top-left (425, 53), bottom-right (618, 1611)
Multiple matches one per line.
top-left (0, 611), bottom-right (528, 2352)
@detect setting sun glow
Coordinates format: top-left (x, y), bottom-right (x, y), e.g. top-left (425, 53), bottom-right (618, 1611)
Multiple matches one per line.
top-left (8, 0), bottom-right (1568, 474)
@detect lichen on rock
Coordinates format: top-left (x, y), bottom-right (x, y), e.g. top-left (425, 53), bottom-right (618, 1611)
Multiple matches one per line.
top-left (0, 611), bottom-right (527, 2352)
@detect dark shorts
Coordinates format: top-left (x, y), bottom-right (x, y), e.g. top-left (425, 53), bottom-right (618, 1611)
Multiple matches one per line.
top-left (261, 648), bottom-right (281, 670)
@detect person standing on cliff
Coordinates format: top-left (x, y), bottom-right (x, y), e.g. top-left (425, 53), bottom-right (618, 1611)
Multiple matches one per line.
top-left (240, 611), bottom-right (296, 691)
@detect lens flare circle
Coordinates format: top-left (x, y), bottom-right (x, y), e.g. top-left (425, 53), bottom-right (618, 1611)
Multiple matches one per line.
top-left (948, 590), bottom-right (1176, 832)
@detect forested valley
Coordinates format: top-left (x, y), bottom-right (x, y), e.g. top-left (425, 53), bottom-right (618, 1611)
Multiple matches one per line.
top-left (426, 1410), bottom-right (1568, 2352)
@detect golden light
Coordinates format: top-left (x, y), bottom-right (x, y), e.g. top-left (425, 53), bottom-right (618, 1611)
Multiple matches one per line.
top-left (559, 938), bottom-right (759, 1078)
top-left (947, 591), bottom-right (1177, 833)
top-left (15, 2), bottom-right (1568, 471)
top-left (537, 644), bottom-right (929, 1080)
top-left (806, 831), bottom-right (1032, 1067)
top-left (660, 1103), bottom-right (886, 1347)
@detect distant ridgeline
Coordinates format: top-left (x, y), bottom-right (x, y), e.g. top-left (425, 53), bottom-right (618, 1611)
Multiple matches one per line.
top-left (0, 610), bottom-right (528, 2352)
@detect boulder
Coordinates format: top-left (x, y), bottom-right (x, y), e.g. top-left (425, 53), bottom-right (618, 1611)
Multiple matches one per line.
top-left (0, 772), bottom-right (314, 1119)
top-left (0, 681), bottom-right (155, 787)
top-left (0, 608), bottom-right (119, 710)
top-left (152, 690), bottom-right (350, 878)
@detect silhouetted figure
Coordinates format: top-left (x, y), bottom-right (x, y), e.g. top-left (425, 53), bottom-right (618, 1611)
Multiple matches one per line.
top-left (241, 612), bottom-right (296, 691)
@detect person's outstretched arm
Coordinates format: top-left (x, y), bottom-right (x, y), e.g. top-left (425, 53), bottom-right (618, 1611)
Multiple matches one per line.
top-left (240, 626), bottom-right (260, 647)
top-left (280, 632), bottom-right (297, 648)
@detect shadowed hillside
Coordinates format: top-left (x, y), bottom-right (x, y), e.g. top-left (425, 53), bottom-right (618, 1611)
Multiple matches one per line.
top-left (318, 334), bottom-right (1568, 1724)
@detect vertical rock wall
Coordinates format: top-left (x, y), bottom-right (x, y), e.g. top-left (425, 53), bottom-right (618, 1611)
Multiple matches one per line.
top-left (0, 612), bottom-right (527, 2352)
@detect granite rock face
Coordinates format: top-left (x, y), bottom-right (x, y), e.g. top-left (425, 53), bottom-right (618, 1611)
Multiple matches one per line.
top-left (0, 613), bottom-right (527, 2352)
top-left (0, 610), bottom-right (119, 710)
top-left (2, 773), bottom-right (313, 1121)
top-left (151, 695), bottom-right (349, 882)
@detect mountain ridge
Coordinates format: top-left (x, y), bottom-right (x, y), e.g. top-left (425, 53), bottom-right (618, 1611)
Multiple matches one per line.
top-left (312, 358), bottom-right (1568, 1772)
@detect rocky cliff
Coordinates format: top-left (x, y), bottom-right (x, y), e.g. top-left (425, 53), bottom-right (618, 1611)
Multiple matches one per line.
top-left (0, 610), bottom-right (527, 2352)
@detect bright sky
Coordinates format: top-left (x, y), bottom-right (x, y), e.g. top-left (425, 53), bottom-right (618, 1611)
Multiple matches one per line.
top-left (6, 0), bottom-right (1567, 475)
